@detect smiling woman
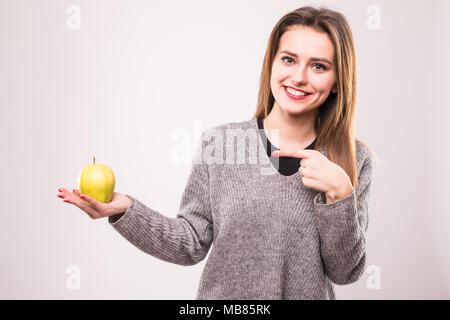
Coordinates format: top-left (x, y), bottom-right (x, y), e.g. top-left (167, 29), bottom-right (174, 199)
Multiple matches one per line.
top-left (254, 7), bottom-right (378, 191)
top-left (59, 5), bottom-right (378, 300)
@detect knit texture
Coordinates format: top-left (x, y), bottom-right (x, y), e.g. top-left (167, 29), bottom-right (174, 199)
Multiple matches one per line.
top-left (108, 118), bottom-right (375, 299)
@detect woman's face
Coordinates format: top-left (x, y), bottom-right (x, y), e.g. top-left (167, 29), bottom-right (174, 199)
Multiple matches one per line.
top-left (270, 25), bottom-right (337, 116)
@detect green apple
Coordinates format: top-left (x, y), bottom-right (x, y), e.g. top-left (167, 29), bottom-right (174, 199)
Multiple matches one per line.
top-left (77, 157), bottom-right (115, 203)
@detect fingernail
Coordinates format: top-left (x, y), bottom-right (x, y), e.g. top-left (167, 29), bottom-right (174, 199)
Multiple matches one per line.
top-left (73, 189), bottom-right (75, 193)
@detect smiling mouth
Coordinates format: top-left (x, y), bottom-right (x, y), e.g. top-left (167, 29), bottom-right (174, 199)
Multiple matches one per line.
top-left (283, 86), bottom-right (312, 97)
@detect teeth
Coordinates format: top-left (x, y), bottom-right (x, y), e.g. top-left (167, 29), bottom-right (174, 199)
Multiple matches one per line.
top-left (286, 87), bottom-right (308, 96)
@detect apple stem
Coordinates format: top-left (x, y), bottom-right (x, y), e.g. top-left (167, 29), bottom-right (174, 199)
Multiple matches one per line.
top-left (93, 157), bottom-right (95, 165)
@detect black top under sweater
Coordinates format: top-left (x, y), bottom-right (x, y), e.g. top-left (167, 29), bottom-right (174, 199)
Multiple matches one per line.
top-left (257, 117), bottom-right (317, 176)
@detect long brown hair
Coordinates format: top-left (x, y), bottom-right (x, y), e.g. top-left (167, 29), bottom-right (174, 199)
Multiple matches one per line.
top-left (252, 5), bottom-right (379, 190)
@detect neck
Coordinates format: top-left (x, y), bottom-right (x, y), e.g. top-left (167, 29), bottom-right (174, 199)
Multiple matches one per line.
top-left (263, 101), bottom-right (317, 150)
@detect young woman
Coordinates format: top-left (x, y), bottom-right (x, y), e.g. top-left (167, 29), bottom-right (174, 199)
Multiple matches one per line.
top-left (58, 6), bottom-right (377, 299)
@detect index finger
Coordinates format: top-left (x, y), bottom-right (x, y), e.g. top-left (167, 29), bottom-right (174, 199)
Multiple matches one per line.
top-left (271, 148), bottom-right (314, 158)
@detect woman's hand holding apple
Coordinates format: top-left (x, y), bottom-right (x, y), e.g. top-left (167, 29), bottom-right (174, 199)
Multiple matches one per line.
top-left (57, 188), bottom-right (132, 219)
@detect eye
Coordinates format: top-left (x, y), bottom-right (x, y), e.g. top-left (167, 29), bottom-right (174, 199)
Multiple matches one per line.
top-left (281, 56), bottom-right (294, 64)
top-left (313, 63), bottom-right (328, 71)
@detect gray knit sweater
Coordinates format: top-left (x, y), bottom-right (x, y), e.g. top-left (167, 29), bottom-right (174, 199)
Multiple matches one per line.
top-left (108, 118), bottom-right (375, 300)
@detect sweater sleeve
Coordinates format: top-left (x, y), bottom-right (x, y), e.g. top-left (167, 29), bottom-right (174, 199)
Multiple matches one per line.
top-left (107, 131), bottom-right (213, 266)
top-left (313, 150), bottom-right (375, 285)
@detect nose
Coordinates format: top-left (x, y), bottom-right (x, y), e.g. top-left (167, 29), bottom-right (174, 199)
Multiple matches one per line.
top-left (290, 63), bottom-right (308, 85)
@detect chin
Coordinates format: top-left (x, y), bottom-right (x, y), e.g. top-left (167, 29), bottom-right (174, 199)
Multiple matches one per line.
top-left (280, 104), bottom-right (306, 115)
top-left (281, 101), bottom-right (317, 116)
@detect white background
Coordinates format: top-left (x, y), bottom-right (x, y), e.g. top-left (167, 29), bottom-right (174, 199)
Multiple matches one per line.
top-left (1, 0), bottom-right (449, 299)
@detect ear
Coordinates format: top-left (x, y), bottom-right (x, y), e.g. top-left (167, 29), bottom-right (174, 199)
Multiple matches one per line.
top-left (332, 84), bottom-right (337, 94)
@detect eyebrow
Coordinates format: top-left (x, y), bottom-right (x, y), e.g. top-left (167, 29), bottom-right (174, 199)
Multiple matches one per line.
top-left (279, 50), bottom-right (333, 65)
